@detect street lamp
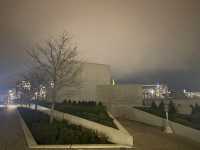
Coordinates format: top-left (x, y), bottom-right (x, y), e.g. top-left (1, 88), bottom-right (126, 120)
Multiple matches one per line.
top-left (40, 85), bottom-right (46, 99)
top-left (163, 99), bottom-right (173, 134)
top-left (50, 81), bottom-right (54, 88)
top-left (35, 92), bottom-right (38, 100)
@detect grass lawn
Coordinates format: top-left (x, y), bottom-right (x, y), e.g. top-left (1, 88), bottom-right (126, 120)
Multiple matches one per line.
top-left (18, 107), bottom-right (110, 144)
top-left (38, 101), bottom-right (117, 129)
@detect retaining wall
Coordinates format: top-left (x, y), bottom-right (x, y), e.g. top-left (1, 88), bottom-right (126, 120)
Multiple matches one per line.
top-left (111, 105), bottom-right (200, 143)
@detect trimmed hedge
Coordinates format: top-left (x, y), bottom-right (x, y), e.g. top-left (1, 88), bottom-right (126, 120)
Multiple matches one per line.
top-left (38, 101), bottom-right (117, 129)
top-left (18, 107), bottom-right (110, 144)
top-left (135, 101), bottom-right (200, 130)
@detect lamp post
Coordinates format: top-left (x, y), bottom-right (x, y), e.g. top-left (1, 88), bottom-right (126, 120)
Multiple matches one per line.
top-left (50, 81), bottom-right (55, 102)
top-left (8, 90), bottom-right (12, 105)
top-left (34, 91), bottom-right (38, 110)
top-left (22, 80), bottom-right (31, 107)
top-left (50, 81), bottom-right (54, 88)
top-left (163, 99), bottom-right (173, 134)
top-left (49, 80), bottom-right (55, 123)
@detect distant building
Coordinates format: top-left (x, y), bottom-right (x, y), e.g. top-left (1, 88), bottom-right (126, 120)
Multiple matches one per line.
top-left (183, 89), bottom-right (193, 98)
top-left (183, 89), bottom-right (200, 99)
top-left (143, 84), bottom-right (169, 99)
top-left (191, 92), bottom-right (200, 98)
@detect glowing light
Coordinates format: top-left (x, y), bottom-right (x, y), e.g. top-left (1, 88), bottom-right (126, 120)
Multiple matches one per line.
top-left (50, 81), bottom-right (54, 88)
top-left (150, 89), bottom-right (155, 95)
top-left (7, 105), bottom-right (17, 109)
top-left (112, 79), bottom-right (116, 86)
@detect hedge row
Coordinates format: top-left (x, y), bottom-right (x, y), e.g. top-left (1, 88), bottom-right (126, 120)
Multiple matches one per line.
top-left (136, 101), bottom-right (200, 130)
top-left (18, 107), bottom-right (110, 144)
top-left (38, 100), bottom-right (117, 129)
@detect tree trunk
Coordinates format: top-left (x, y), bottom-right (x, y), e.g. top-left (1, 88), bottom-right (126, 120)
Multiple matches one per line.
top-left (50, 89), bottom-right (56, 124)
top-left (50, 102), bottom-right (55, 123)
top-left (35, 99), bottom-right (38, 111)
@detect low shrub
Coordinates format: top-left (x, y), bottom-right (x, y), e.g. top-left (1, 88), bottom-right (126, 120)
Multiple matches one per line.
top-left (18, 107), bottom-right (110, 144)
top-left (38, 100), bottom-right (117, 128)
top-left (32, 122), bottom-right (58, 144)
top-left (135, 101), bottom-right (200, 130)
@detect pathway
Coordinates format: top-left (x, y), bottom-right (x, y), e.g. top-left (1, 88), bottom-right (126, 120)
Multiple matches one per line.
top-left (118, 118), bottom-right (200, 150)
top-left (0, 106), bottom-right (28, 150)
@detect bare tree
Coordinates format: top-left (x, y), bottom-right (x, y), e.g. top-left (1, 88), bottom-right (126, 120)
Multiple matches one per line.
top-left (27, 32), bottom-right (81, 123)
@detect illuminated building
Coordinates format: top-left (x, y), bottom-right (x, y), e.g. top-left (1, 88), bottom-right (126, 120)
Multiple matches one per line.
top-left (143, 84), bottom-right (169, 99)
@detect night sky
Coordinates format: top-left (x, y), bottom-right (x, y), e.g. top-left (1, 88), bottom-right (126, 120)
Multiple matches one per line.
top-left (0, 0), bottom-right (200, 91)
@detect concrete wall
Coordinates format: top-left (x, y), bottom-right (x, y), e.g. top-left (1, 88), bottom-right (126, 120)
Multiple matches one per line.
top-left (32, 105), bottom-right (134, 146)
top-left (111, 105), bottom-right (200, 143)
top-left (97, 84), bottom-right (143, 107)
top-left (55, 62), bottom-right (111, 102)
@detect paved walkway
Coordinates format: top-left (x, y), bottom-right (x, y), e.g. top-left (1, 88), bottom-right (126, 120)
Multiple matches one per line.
top-left (118, 118), bottom-right (200, 150)
top-left (0, 107), bottom-right (28, 150)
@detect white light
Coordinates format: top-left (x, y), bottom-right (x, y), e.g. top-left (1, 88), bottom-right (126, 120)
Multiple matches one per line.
top-left (7, 104), bottom-right (17, 111)
top-left (150, 89), bottom-right (155, 95)
top-left (7, 105), bottom-right (17, 109)
top-left (50, 81), bottom-right (54, 88)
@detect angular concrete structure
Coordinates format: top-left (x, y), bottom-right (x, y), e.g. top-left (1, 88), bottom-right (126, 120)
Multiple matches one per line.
top-left (57, 62), bottom-right (111, 102)
top-left (54, 62), bottom-right (144, 106)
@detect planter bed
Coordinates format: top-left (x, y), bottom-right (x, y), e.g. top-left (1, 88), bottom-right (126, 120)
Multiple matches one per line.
top-left (18, 107), bottom-right (110, 145)
top-left (38, 101), bottom-right (117, 129)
